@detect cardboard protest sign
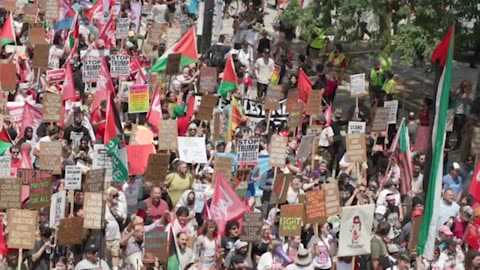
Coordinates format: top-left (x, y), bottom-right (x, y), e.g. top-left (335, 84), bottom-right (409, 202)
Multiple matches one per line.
top-left (144, 153), bottom-right (170, 184)
top-left (0, 178), bottom-right (22, 209)
top-left (65, 165), bottom-right (82, 190)
top-left (29, 172), bottom-right (52, 209)
top-left (129, 84), bottom-right (150, 113)
top-left (237, 138), bottom-right (260, 164)
top-left (0, 156), bottom-right (11, 177)
top-left (17, 169), bottom-right (52, 185)
top-left (44, 0), bottom-right (59, 21)
top-left (337, 204), bottom-right (375, 257)
top-left (83, 192), bottom-right (103, 229)
top-left (115, 18), bottom-right (130, 39)
top-left (33, 44), bottom-right (49, 68)
top-left (384, 100), bottom-right (398, 124)
top-left (346, 133), bottom-right (367, 163)
top-left (0, 63), bottom-right (18, 92)
top-left (265, 85), bottom-right (283, 110)
top-left (197, 95), bottom-right (219, 121)
top-left (286, 89), bottom-right (299, 112)
top-left (471, 127), bottom-right (480, 155)
top-left (371, 107), bottom-right (389, 133)
top-left (269, 135), bottom-right (287, 168)
top-left (288, 102), bottom-right (304, 128)
top-left (29, 23), bottom-right (48, 45)
top-left (213, 155), bottom-right (233, 183)
top-left (350, 73), bottom-right (367, 96)
top-left (408, 215), bottom-right (423, 251)
top-left (307, 125), bottom-right (323, 136)
top-left (148, 22), bottom-right (167, 44)
top-left (199, 67), bottom-right (217, 94)
top-left (42, 92), bottom-right (63, 122)
top-left (81, 50), bottom-right (102, 82)
top-left (305, 190), bottom-right (327, 224)
top-left (177, 137), bottom-right (208, 163)
top-left (305, 90), bottom-right (323, 116)
top-left (39, 141), bottom-right (62, 174)
top-left (279, 204), bottom-right (304, 237)
top-left (145, 229), bottom-right (169, 263)
top-left (2, 0), bottom-right (16, 12)
top-left (58, 217), bottom-right (84, 245)
top-left (240, 213), bottom-right (263, 242)
top-left (7, 209), bottom-right (37, 249)
top-left (296, 135), bottom-right (316, 162)
top-left (348, 121), bottom-right (366, 134)
top-left (84, 169), bottom-right (105, 193)
top-left (49, 191), bottom-right (66, 228)
top-left (47, 68), bottom-right (66, 83)
top-left (213, 111), bottom-right (221, 141)
top-left (322, 182), bottom-right (341, 217)
top-left (158, 120), bottom-right (178, 150)
top-left (166, 53), bottom-right (182, 75)
top-left (23, 4), bottom-right (39, 23)
top-left (110, 55), bottom-right (130, 78)
top-left (414, 126), bottom-right (431, 152)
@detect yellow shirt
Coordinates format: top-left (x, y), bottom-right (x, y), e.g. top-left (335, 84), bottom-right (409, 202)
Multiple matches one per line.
top-left (165, 172), bottom-right (193, 205)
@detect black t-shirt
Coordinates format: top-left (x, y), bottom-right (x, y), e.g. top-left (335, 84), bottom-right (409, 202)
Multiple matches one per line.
top-left (29, 240), bottom-right (50, 270)
top-left (339, 184), bottom-right (355, 205)
top-left (221, 235), bottom-right (239, 253)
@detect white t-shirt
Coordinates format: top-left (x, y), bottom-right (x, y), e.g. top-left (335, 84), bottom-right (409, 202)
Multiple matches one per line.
top-left (152, 3), bottom-right (168, 24)
top-left (257, 252), bottom-right (284, 270)
top-left (308, 235), bottom-right (333, 269)
top-left (376, 189), bottom-right (401, 208)
top-left (318, 126), bottom-right (334, 147)
top-left (255, 58), bottom-right (275, 84)
top-left (75, 259), bottom-right (110, 270)
top-left (285, 264), bottom-right (314, 270)
top-left (238, 47), bottom-right (254, 72)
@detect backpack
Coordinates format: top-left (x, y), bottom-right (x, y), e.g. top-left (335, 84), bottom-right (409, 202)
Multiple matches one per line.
top-left (209, 45), bottom-right (226, 68)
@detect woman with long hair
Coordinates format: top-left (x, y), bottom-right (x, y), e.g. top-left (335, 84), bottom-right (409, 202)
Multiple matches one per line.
top-left (461, 249), bottom-right (480, 270)
top-left (195, 220), bottom-right (221, 270)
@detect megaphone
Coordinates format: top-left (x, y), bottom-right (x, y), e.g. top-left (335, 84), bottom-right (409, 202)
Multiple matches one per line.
top-left (274, 245), bottom-right (293, 265)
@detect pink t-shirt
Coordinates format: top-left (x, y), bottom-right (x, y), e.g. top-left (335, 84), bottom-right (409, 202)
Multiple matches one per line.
top-left (144, 198), bottom-right (169, 221)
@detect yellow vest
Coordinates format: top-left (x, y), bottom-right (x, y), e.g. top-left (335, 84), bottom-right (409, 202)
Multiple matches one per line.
top-left (382, 79), bottom-right (396, 94)
top-left (380, 56), bottom-right (393, 72)
top-left (370, 68), bottom-right (384, 87)
top-left (328, 52), bottom-right (345, 75)
top-left (310, 29), bottom-right (325, 49)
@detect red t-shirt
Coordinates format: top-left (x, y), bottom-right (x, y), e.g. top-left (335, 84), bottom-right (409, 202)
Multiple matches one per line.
top-left (144, 198), bottom-right (169, 221)
top-left (177, 116), bottom-right (190, 136)
top-left (10, 158), bottom-right (22, 177)
top-left (91, 109), bottom-right (107, 140)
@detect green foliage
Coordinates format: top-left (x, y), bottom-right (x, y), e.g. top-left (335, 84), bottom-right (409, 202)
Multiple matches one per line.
top-left (277, 0), bottom-right (320, 40)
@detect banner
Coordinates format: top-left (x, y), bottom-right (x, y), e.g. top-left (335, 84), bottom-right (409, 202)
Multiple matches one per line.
top-left (110, 55), bottom-right (130, 78)
top-left (81, 49), bottom-right (102, 82)
top-left (337, 204), bottom-right (375, 257)
top-left (177, 137), bottom-right (208, 163)
top-left (129, 84), bottom-right (150, 113)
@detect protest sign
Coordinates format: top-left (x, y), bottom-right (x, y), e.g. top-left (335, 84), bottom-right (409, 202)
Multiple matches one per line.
top-left (84, 169), bottom-right (105, 193)
top-left (110, 55), bottom-right (130, 78)
top-left (48, 44), bottom-right (64, 69)
top-left (237, 138), bottom-right (260, 164)
top-left (0, 156), bottom-right (11, 177)
top-left (17, 169), bottom-right (52, 185)
top-left (83, 192), bottom-right (103, 229)
top-left (288, 102), bottom-right (304, 128)
top-left (371, 107), bottom-right (389, 132)
top-left (322, 182), bottom-right (341, 217)
top-left (2, 0), bottom-right (16, 12)
top-left (213, 111), bottom-right (221, 141)
top-left (29, 23), bottom-right (47, 46)
top-left (305, 190), bottom-right (326, 224)
top-left (126, 144), bottom-right (155, 175)
top-left (0, 63), bottom-right (18, 92)
top-left (166, 53), bottom-right (182, 75)
top-left (269, 135), bottom-right (287, 168)
top-left (23, 4), bottom-right (38, 23)
top-left (240, 213), bottom-right (263, 242)
top-left (81, 50), bottom-right (102, 82)
top-left (296, 135), bottom-right (316, 162)
top-left (384, 100), bottom-right (399, 124)
top-left (58, 217), bottom-right (84, 245)
top-left (199, 67), bottom-right (217, 94)
top-left (338, 204), bottom-right (375, 257)
top-left (197, 95), bottom-right (219, 121)
top-left (7, 209), bottom-right (37, 249)
top-left (414, 126), bottom-right (431, 152)
top-left (129, 84), bottom-right (150, 113)
top-left (177, 137), bottom-right (208, 163)
top-left (213, 155), bottom-right (234, 182)
top-left (42, 92), bottom-right (62, 122)
top-left (0, 178), bottom-right (22, 209)
top-left (158, 120), bottom-right (178, 150)
top-left (270, 173), bottom-right (291, 204)
top-left (49, 191), bottom-right (66, 228)
top-left (279, 204), bottom-right (304, 237)
top-left (346, 133), bottom-right (367, 163)
top-left (472, 127), bottom-right (480, 155)
top-left (119, 80), bottom-right (134, 102)
top-left (350, 73), bottom-right (366, 96)
top-left (29, 172), bottom-right (52, 209)
top-left (33, 44), bottom-right (49, 68)
top-left (148, 22), bottom-right (167, 44)
top-left (65, 165), bottom-right (82, 190)
top-left (265, 85), bottom-right (283, 110)
top-left (116, 17), bottom-right (130, 39)
top-left (348, 121), bottom-right (366, 134)
top-left (47, 68), bottom-right (66, 83)
top-left (144, 153), bottom-right (170, 184)
top-left (145, 229), bottom-right (169, 263)
top-left (39, 141), bottom-right (62, 174)
top-left (306, 90), bottom-right (323, 116)
top-left (44, 0), bottom-right (59, 21)
top-left (307, 125), bottom-right (323, 136)
top-left (286, 89), bottom-right (299, 112)
top-left (93, 144), bottom-right (113, 182)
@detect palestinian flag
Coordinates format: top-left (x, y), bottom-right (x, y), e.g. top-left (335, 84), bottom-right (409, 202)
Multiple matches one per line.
top-left (270, 173), bottom-right (290, 204)
top-left (167, 225), bottom-right (180, 270)
top-left (0, 13), bottom-right (15, 47)
top-left (417, 26), bottom-right (454, 259)
top-left (219, 54), bottom-right (239, 97)
top-left (227, 96), bottom-right (243, 142)
top-left (149, 27), bottom-right (198, 73)
top-left (68, 12), bottom-right (79, 49)
top-left (0, 127), bottom-right (13, 155)
top-left (105, 93), bottom-right (129, 183)
top-left (390, 119), bottom-right (413, 195)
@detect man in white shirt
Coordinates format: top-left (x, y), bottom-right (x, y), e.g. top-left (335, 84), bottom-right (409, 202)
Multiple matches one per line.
top-left (254, 48), bottom-right (275, 99)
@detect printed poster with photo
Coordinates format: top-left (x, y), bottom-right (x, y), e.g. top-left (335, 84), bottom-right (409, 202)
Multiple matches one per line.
top-left (337, 204), bottom-right (375, 257)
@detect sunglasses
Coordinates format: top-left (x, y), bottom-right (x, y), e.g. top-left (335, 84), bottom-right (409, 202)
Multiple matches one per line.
top-left (112, 194), bottom-right (120, 198)
top-left (230, 227), bottom-right (238, 231)
top-left (11, 152), bottom-right (19, 155)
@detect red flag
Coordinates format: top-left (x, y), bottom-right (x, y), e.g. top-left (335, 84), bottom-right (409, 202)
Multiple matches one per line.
top-left (468, 160), bottom-right (480, 202)
top-left (185, 94), bottom-right (195, 120)
top-left (146, 87), bottom-right (162, 134)
top-left (99, 16), bottom-right (116, 49)
top-left (431, 26), bottom-right (454, 67)
top-left (298, 68), bottom-right (312, 103)
top-left (135, 68), bottom-right (147, 85)
top-left (62, 61), bottom-right (76, 101)
top-left (20, 103), bottom-right (42, 140)
top-left (92, 57), bottom-right (114, 112)
top-left (323, 103), bottom-right (333, 126)
top-left (21, 144), bottom-right (33, 169)
top-left (210, 173), bottom-right (248, 236)
top-left (58, 0), bottom-right (76, 22)
top-left (130, 57), bottom-right (141, 75)
top-left (465, 216), bottom-right (480, 250)
top-left (85, 0), bottom-right (115, 29)
top-left (0, 215), bottom-right (7, 256)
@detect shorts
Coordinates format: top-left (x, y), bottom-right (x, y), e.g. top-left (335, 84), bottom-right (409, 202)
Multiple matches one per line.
top-left (106, 239), bottom-right (120, 257)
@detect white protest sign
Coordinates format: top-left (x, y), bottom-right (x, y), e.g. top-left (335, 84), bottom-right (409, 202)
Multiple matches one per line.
top-left (48, 45), bottom-right (64, 69)
top-left (116, 18), bottom-right (130, 39)
top-left (350, 73), bottom-right (366, 96)
top-left (110, 55), bottom-right (130, 78)
top-left (93, 144), bottom-right (113, 183)
top-left (337, 204), bottom-right (375, 257)
top-left (347, 121), bottom-right (366, 134)
top-left (177, 137), bottom-right (208, 163)
top-left (237, 138), bottom-right (260, 164)
top-left (80, 49), bottom-right (102, 82)
top-left (384, 100), bottom-right (399, 124)
top-left (65, 165), bottom-right (82, 190)
top-left (0, 156), bottom-right (11, 177)
top-left (49, 191), bottom-right (66, 228)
